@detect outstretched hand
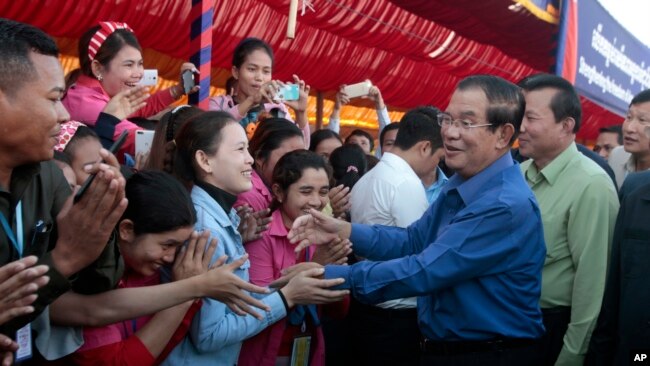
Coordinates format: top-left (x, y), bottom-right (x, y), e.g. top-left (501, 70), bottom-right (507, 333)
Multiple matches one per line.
top-left (103, 86), bottom-right (150, 121)
top-left (279, 267), bottom-right (349, 307)
top-left (236, 205), bottom-right (272, 243)
top-left (288, 209), bottom-right (349, 253)
top-left (199, 254), bottom-right (271, 320)
top-left (0, 256), bottom-right (49, 325)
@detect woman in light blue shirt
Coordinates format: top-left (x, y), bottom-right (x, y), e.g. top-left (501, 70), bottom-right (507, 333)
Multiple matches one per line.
top-left (163, 111), bottom-right (347, 366)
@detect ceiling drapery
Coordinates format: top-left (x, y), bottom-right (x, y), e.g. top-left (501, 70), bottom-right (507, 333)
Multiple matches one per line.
top-left (0, 0), bottom-right (623, 139)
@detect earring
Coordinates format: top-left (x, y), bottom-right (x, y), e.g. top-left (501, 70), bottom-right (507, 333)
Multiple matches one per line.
top-left (96, 74), bottom-right (103, 81)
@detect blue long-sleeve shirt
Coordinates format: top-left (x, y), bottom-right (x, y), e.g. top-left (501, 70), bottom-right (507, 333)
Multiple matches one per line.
top-left (326, 152), bottom-right (546, 341)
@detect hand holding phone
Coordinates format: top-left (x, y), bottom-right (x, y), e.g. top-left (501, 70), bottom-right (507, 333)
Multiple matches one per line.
top-left (182, 70), bottom-right (196, 95)
top-left (73, 130), bottom-right (128, 203)
top-left (273, 83), bottom-right (300, 103)
top-left (343, 80), bottom-right (372, 99)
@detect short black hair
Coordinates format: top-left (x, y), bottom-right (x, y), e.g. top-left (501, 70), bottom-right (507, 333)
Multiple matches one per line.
top-left (599, 125), bottom-right (623, 145)
top-left (0, 18), bottom-right (59, 95)
top-left (457, 75), bottom-right (525, 145)
top-left (123, 171), bottom-right (196, 235)
top-left (379, 122), bottom-right (400, 149)
top-left (394, 107), bottom-right (442, 152)
top-left (345, 129), bottom-right (374, 152)
top-left (518, 73), bottom-right (582, 133)
top-left (630, 89), bottom-right (650, 106)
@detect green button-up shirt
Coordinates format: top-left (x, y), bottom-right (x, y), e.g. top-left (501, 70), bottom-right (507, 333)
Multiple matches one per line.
top-left (521, 143), bottom-right (619, 366)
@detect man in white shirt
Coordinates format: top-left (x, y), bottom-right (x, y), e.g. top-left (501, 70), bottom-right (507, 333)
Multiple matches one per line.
top-left (348, 106), bottom-right (444, 366)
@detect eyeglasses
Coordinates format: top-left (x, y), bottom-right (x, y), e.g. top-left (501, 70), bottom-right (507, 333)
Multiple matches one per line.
top-left (437, 113), bottom-right (493, 130)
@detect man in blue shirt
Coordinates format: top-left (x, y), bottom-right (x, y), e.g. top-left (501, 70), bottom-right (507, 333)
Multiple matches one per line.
top-left (285, 75), bottom-right (546, 365)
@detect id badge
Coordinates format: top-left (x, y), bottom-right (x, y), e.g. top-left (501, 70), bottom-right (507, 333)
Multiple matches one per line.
top-left (290, 335), bottom-right (311, 366)
top-left (15, 324), bottom-right (32, 361)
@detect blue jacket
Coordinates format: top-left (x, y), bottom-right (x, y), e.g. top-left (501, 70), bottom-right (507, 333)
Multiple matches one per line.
top-left (163, 185), bottom-right (287, 366)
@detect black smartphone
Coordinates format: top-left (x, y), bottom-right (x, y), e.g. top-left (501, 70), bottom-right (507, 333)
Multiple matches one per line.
top-left (182, 69), bottom-right (195, 94)
top-left (73, 130), bottom-right (129, 203)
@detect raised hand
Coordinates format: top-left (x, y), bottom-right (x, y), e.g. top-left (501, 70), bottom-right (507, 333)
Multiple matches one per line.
top-left (197, 254), bottom-right (271, 320)
top-left (102, 86), bottom-right (150, 121)
top-left (328, 184), bottom-right (351, 219)
top-left (279, 267), bottom-right (349, 307)
top-left (312, 238), bottom-right (352, 266)
top-left (0, 256), bottom-right (49, 325)
top-left (268, 262), bottom-right (323, 289)
top-left (334, 85), bottom-right (350, 110)
top-left (236, 205), bottom-right (272, 243)
top-left (284, 74), bottom-right (310, 113)
top-left (179, 63), bottom-right (200, 95)
top-left (53, 149), bottom-right (128, 277)
top-left (288, 208), bottom-right (351, 253)
top-left (172, 231), bottom-right (217, 281)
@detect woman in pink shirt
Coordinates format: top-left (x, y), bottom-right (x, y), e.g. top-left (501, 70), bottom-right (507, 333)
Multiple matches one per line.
top-left (240, 150), bottom-right (351, 366)
top-left (208, 37), bottom-right (310, 146)
top-left (235, 118), bottom-right (305, 213)
top-left (63, 22), bottom-right (198, 161)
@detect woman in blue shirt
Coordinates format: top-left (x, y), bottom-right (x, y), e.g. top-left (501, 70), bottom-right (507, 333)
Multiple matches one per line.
top-left (163, 111), bottom-right (347, 366)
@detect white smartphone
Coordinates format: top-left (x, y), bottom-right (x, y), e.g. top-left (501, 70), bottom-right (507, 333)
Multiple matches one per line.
top-left (135, 130), bottom-right (155, 156)
top-left (343, 80), bottom-right (372, 98)
top-left (138, 69), bottom-right (158, 86)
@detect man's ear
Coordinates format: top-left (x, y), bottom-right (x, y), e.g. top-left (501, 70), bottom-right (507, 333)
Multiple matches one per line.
top-left (496, 123), bottom-right (515, 149)
top-left (561, 117), bottom-right (576, 135)
top-left (416, 140), bottom-right (432, 157)
top-left (118, 219), bottom-right (136, 243)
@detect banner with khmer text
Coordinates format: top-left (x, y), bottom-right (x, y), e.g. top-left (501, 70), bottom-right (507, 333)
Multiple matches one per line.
top-left (556, 0), bottom-right (650, 116)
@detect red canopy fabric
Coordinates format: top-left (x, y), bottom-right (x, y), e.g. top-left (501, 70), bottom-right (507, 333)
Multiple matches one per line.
top-left (0, 0), bottom-right (623, 140)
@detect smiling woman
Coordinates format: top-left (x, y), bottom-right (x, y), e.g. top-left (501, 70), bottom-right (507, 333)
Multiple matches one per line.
top-left (62, 22), bottom-right (198, 161)
top-left (240, 149), bottom-right (349, 366)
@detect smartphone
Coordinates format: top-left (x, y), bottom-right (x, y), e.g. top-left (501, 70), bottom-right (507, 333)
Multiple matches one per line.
top-left (182, 70), bottom-right (195, 95)
top-left (73, 130), bottom-right (129, 203)
top-left (274, 83), bottom-right (300, 102)
top-left (135, 130), bottom-right (155, 156)
top-left (343, 80), bottom-right (372, 98)
top-left (138, 69), bottom-right (158, 86)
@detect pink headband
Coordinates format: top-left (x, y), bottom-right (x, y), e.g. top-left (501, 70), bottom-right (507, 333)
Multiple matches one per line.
top-left (88, 21), bottom-right (134, 62)
top-left (55, 121), bottom-right (87, 152)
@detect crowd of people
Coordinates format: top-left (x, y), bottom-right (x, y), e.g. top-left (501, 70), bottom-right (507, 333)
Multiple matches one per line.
top-left (1, 17), bottom-right (649, 366)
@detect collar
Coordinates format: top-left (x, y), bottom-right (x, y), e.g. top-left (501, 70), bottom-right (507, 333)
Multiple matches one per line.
top-left (195, 180), bottom-right (237, 213)
top-left (524, 142), bottom-right (578, 186)
top-left (251, 170), bottom-right (273, 202)
top-left (267, 209), bottom-right (289, 237)
top-left (425, 167), bottom-right (449, 191)
top-left (381, 152), bottom-right (417, 174)
top-left (0, 163), bottom-right (41, 203)
top-left (73, 74), bottom-right (110, 98)
top-left (444, 152), bottom-right (514, 205)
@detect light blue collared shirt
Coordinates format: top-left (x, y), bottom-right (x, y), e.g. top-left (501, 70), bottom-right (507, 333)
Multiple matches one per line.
top-left (423, 167), bottom-right (449, 205)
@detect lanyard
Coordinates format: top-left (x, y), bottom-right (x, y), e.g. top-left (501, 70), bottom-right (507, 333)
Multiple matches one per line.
top-left (0, 201), bottom-right (23, 257)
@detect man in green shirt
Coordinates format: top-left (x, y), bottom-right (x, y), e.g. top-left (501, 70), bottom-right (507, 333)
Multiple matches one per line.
top-left (517, 74), bottom-right (619, 366)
